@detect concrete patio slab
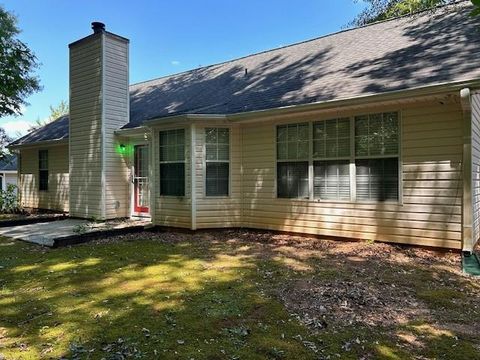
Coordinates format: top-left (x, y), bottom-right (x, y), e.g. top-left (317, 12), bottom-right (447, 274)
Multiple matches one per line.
top-left (0, 219), bottom-right (90, 246)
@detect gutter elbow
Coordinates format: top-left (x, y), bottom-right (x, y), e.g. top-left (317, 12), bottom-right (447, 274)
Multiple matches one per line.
top-left (460, 88), bottom-right (471, 112)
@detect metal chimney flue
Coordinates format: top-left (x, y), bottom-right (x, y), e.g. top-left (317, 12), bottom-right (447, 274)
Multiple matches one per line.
top-left (92, 22), bottom-right (105, 34)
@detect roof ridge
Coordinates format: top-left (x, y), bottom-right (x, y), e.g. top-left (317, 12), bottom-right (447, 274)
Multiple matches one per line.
top-left (129, 0), bottom-right (466, 89)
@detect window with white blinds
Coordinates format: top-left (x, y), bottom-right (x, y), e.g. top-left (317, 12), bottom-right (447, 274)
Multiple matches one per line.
top-left (205, 128), bottom-right (229, 196)
top-left (355, 112), bottom-right (399, 202)
top-left (356, 158), bottom-right (399, 201)
top-left (277, 123), bottom-right (309, 198)
top-left (159, 129), bottom-right (185, 196)
top-left (313, 118), bottom-right (351, 200)
top-left (276, 113), bottom-right (400, 202)
top-left (314, 161), bottom-right (350, 200)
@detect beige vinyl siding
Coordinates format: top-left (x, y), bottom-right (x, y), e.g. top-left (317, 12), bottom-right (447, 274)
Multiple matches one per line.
top-left (471, 91), bottom-right (480, 246)
top-left (103, 34), bottom-right (130, 219)
top-left (69, 35), bottom-right (103, 218)
top-left (241, 100), bottom-right (463, 249)
top-left (18, 144), bottom-right (69, 212)
top-left (153, 126), bottom-right (191, 228)
top-left (195, 125), bottom-right (242, 228)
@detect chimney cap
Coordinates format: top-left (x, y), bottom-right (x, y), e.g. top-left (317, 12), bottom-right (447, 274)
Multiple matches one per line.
top-left (91, 22), bottom-right (105, 34)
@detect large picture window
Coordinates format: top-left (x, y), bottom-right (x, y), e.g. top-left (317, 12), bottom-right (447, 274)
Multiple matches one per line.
top-left (276, 123), bottom-right (309, 199)
top-left (205, 128), bottom-right (229, 196)
top-left (159, 129), bottom-right (185, 196)
top-left (39, 150), bottom-right (48, 191)
top-left (313, 118), bottom-right (351, 200)
top-left (275, 112), bottom-right (400, 202)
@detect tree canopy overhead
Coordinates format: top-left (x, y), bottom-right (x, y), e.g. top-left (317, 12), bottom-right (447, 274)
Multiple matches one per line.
top-left (350, 0), bottom-right (460, 27)
top-left (0, 5), bottom-right (41, 118)
top-left (30, 100), bottom-right (69, 131)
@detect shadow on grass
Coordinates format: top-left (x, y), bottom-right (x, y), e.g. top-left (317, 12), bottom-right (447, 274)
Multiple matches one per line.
top-left (0, 231), bottom-right (479, 359)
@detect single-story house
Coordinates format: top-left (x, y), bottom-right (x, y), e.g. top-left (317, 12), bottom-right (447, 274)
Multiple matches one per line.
top-left (9, 2), bottom-right (480, 251)
top-left (0, 155), bottom-right (18, 192)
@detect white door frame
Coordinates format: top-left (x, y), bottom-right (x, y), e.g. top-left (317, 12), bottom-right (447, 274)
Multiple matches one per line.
top-left (130, 142), bottom-right (151, 218)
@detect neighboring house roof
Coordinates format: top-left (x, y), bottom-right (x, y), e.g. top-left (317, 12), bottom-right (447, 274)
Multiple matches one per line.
top-left (10, 1), bottom-right (480, 146)
top-left (0, 154), bottom-right (17, 171)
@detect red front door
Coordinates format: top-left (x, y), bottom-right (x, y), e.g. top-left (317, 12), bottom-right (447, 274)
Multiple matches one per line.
top-left (134, 145), bottom-right (149, 213)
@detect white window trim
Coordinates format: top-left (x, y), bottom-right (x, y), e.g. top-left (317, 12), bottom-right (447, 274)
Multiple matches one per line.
top-left (274, 111), bottom-right (403, 205)
top-left (203, 126), bottom-right (231, 198)
top-left (158, 128), bottom-right (187, 198)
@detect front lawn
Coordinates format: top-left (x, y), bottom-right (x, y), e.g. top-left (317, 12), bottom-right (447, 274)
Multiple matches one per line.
top-left (0, 230), bottom-right (479, 359)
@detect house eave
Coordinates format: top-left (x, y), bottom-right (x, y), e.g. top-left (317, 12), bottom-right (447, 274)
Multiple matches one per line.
top-left (227, 79), bottom-right (480, 123)
top-left (8, 138), bottom-right (69, 151)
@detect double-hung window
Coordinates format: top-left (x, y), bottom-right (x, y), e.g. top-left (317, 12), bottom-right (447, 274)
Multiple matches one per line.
top-left (205, 128), bottom-right (230, 196)
top-left (354, 112), bottom-right (399, 201)
top-left (313, 118), bottom-right (351, 200)
top-left (276, 123), bottom-right (309, 199)
top-left (159, 129), bottom-right (185, 196)
top-left (39, 150), bottom-right (48, 191)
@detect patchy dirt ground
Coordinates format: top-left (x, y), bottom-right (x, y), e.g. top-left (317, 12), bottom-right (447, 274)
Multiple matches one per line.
top-left (89, 229), bottom-right (480, 340)
top-left (3, 229), bottom-right (479, 359)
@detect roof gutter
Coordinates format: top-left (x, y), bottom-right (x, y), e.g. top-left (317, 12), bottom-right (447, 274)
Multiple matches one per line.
top-left (227, 78), bottom-right (480, 123)
top-left (143, 113), bottom-right (228, 127)
top-left (8, 138), bottom-right (69, 151)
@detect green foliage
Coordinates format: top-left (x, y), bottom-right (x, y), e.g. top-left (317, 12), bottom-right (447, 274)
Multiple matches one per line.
top-left (30, 100), bottom-right (68, 130)
top-left (472, 0), bottom-right (480, 16)
top-left (48, 100), bottom-right (68, 121)
top-left (350, 0), bottom-right (458, 27)
top-left (72, 223), bottom-right (88, 235)
top-left (0, 183), bottom-right (19, 213)
top-left (0, 5), bottom-right (41, 117)
top-left (0, 128), bottom-right (12, 160)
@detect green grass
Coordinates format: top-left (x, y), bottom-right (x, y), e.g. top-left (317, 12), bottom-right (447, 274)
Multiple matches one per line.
top-left (0, 234), bottom-right (479, 359)
top-left (0, 213), bottom-right (25, 221)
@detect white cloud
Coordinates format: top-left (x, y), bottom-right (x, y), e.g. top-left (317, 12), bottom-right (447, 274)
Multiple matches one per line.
top-left (2, 120), bottom-right (33, 138)
top-left (171, 60), bottom-right (180, 66)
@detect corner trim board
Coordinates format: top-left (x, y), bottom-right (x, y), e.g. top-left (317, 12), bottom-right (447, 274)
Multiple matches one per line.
top-left (100, 33), bottom-right (107, 220)
top-left (191, 123), bottom-right (197, 230)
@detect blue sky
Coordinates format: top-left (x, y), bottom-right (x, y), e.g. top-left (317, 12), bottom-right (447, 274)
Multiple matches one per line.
top-left (0, 0), bottom-right (366, 138)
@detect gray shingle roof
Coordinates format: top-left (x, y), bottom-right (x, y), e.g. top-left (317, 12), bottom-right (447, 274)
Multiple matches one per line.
top-left (11, 1), bottom-right (480, 146)
top-left (10, 115), bottom-right (69, 146)
top-left (0, 154), bottom-right (17, 171)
